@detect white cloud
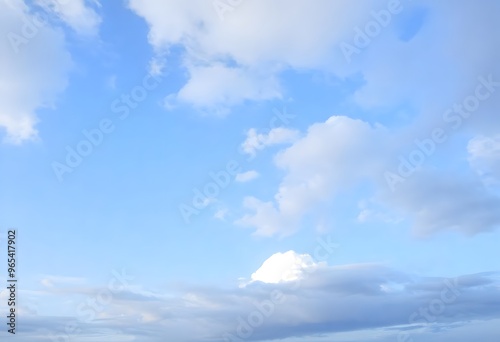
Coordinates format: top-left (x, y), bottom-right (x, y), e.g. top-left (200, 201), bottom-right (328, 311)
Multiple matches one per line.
top-left (237, 115), bottom-right (500, 237)
top-left (126, 0), bottom-right (377, 111)
top-left (241, 126), bottom-right (300, 157)
top-left (237, 116), bottom-right (389, 236)
top-left (127, 0), bottom-right (370, 67)
top-left (0, 1), bottom-right (72, 143)
top-left (249, 250), bottom-right (321, 285)
top-left (235, 170), bottom-right (259, 183)
top-left (126, 0), bottom-right (500, 120)
top-left (126, 0), bottom-right (500, 130)
top-left (36, 0), bottom-right (101, 37)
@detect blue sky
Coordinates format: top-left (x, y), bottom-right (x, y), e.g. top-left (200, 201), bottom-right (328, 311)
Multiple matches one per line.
top-left (0, 0), bottom-right (500, 341)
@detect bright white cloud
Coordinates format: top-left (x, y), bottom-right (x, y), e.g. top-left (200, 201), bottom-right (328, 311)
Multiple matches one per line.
top-left (249, 250), bottom-right (320, 284)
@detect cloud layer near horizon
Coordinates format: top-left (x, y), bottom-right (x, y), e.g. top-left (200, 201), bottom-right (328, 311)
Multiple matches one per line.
top-left (5, 252), bottom-right (500, 342)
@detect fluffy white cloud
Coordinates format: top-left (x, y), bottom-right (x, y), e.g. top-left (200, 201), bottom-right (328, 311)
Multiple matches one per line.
top-left (0, 1), bottom-right (72, 143)
top-left (126, 0), bottom-right (380, 111)
top-left (126, 1), bottom-right (500, 238)
top-left (237, 116), bottom-right (390, 236)
top-left (127, 0), bottom-right (371, 67)
top-left (128, 0), bottom-right (500, 123)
